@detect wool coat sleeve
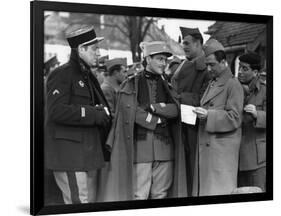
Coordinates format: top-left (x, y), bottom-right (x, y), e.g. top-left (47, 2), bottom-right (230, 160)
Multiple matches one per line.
top-left (135, 106), bottom-right (159, 130)
top-left (151, 103), bottom-right (178, 119)
top-left (205, 79), bottom-right (244, 133)
top-left (101, 86), bottom-right (116, 115)
top-left (46, 68), bottom-right (106, 126)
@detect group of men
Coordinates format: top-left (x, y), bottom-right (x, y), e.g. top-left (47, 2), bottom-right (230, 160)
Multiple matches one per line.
top-left (44, 24), bottom-right (266, 204)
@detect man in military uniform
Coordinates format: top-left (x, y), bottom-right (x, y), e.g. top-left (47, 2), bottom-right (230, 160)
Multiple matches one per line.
top-left (101, 58), bottom-right (127, 115)
top-left (193, 39), bottom-right (244, 196)
top-left (102, 41), bottom-right (187, 201)
top-left (45, 25), bottom-right (112, 204)
top-left (171, 27), bottom-right (210, 196)
top-left (237, 53), bottom-right (266, 191)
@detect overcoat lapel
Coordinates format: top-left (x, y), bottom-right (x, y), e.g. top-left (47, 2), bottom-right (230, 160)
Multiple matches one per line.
top-left (200, 68), bottom-right (233, 105)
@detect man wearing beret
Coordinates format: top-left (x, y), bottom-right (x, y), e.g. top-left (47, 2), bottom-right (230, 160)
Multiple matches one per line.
top-left (192, 39), bottom-right (244, 196)
top-left (171, 27), bottom-right (210, 196)
top-left (101, 58), bottom-right (127, 115)
top-left (102, 41), bottom-right (187, 201)
top-left (237, 52), bottom-right (266, 191)
top-left (45, 25), bottom-right (112, 204)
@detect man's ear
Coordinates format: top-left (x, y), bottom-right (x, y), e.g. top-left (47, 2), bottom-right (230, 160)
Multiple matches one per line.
top-left (253, 69), bottom-right (258, 76)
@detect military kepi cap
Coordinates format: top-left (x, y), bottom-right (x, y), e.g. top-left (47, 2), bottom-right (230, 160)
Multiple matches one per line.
top-left (105, 58), bottom-right (127, 71)
top-left (66, 25), bottom-right (104, 48)
top-left (203, 38), bottom-right (224, 56)
top-left (180, 27), bottom-right (202, 39)
top-left (140, 41), bottom-right (173, 58)
top-left (239, 52), bottom-right (261, 67)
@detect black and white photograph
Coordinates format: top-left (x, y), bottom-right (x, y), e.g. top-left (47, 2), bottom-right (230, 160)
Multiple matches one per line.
top-left (30, 0), bottom-right (273, 215)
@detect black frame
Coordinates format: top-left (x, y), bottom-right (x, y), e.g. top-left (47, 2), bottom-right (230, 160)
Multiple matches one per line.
top-left (31, 0), bottom-right (273, 215)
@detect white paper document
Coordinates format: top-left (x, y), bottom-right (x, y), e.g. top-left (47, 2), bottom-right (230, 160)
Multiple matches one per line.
top-left (180, 104), bottom-right (197, 125)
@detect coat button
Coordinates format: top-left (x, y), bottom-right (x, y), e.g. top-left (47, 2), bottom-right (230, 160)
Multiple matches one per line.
top-left (206, 142), bottom-right (210, 147)
top-left (127, 135), bottom-right (130, 139)
top-left (125, 120), bottom-right (129, 124)
top-left (126, 104), bottom-right (131, 108)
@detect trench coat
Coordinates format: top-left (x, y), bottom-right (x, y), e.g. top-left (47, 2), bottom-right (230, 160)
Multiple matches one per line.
top-left (239, 77), bottom-right (266, 171)
top-left (171, 55), bottom-right (210, 195)
top-left (192, 67), bottom-right (244, 196)
top-left (100, 72), bottom-right (187, 201)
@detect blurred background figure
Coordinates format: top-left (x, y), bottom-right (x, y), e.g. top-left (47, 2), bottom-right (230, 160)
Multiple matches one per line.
top-left (91, 55), bottom-right (109, 85)
top-left (101, 58), bottom-right (127, 115)
top-left (165, 56), bottom-right (181, 82)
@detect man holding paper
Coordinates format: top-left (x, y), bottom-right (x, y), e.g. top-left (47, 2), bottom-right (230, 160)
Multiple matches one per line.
top-left (192, 39), bottom-right (244, 196)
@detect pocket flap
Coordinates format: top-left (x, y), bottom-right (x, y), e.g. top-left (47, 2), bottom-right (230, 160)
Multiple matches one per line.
top-left (54, 128), bottom-right (82, 143)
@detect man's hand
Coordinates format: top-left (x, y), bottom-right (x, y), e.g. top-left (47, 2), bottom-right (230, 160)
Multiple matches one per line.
top-left (244, 104), bottom-right (257, 119)
top-left (193, 107), bottom-right (208, 119)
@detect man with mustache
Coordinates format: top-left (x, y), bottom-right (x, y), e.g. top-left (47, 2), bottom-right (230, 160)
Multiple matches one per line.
top-left (237, 52), bottom-right (266, 192)
top-left (192, 39), bottom-right (244, 196)
top-left (171, 27), bottom-right (210, 196)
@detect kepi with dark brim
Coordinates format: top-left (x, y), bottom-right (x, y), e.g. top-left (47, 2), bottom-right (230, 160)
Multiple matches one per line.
top-left (140, 41), bottom-right (173, 58)
top-left (203, 38), bottom-right (224, 56)
top-left (239, 52), bottom-right (261, 68)
top-left (180, 27), bottom-right (202, 40)
top-left (105, 58), bottom-right (127, 72)
top-left (66, 25), bottom-right (104, 48)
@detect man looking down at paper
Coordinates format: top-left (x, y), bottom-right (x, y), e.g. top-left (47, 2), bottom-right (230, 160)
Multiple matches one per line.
top-left (192, 39), bottom-right (244, 196)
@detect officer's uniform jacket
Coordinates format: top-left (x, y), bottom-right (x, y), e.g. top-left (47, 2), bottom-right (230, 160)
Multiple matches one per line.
top-left (239, 77), bottom-right (266, 171)
top-left (45, 51), bottom-right (111, 171)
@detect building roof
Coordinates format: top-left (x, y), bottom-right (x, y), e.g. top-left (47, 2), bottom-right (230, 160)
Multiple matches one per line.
top-left (205, 21), bottom-right (266, 48)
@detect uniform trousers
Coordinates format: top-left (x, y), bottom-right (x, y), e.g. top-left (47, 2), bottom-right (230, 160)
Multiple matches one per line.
top-left (133, 161), bottom-right (173, 200)
top-left (53, 170), bottom-right (98, 204)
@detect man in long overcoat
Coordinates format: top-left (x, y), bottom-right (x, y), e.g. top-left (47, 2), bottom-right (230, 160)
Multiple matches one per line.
top-left (171, 27), bottom-right (210, 196)
top-left (45, 25), bottom-right (112, 204)
top-left (101, 41), bottom-right (187, 201)
top-left (193, 39), bottom-right (244, 196)
top-left (237, 53), bottom-right (266, 191)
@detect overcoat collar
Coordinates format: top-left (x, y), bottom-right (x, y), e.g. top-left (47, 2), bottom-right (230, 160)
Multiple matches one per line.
top-left (200, 67), bottom-right (233, 105)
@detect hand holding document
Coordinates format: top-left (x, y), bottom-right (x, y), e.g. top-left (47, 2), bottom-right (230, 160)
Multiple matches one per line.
top-left (180, 104), bottom-right (197, 125)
